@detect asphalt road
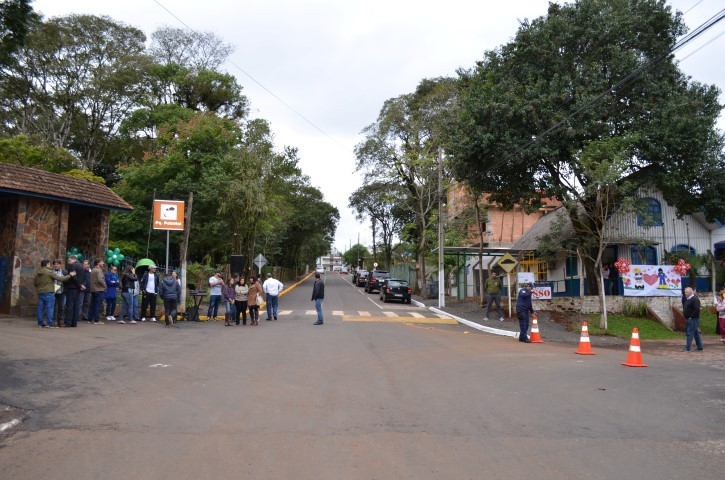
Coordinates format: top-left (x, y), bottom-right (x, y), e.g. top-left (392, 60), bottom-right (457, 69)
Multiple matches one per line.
top-left (1, 272), bottom-right (724, 479)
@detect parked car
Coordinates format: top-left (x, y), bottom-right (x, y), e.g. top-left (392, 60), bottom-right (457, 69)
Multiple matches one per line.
top-left (379, 279), bottom-right (412, 304)
top-left (354, 270), bottom-right (369, 287)
top-left (340, 267), bottom-right (349, 274)
top-left (315, 265), bottom-right (325, 274)
top-left (365, 270), bottom-right (391, 293)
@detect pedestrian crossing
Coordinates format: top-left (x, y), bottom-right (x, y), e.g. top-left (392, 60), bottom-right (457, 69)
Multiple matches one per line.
top-left (274, 310), bottom-right (456, 324)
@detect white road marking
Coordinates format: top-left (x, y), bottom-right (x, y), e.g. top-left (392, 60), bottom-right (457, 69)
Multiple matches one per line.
top-left (366, 296), bottom-right (384, 309)
top-left (278, 310), bottom-right (293, 315)
top-left (407, 312), bottom-right (425, 318)
top-left (358, 311), bottom-right (371, 316)
top-left (306, 310), bottom-right (317, 315)
top-left (149, 364), bottom-right (172, 368)
top-left (434, 313), bottom-right (452, 319)
top-left (383, 311), bottom-right (399, 317)
top-left (333, 311), bottom-right (344, 316)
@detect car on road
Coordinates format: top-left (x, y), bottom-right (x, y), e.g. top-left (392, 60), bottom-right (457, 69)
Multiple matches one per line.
top-left (354, 269), bottom-right (369, 287)
top-left (379, 279), bottom-right (412, 304)
top-left (365, 270), bottom-right (391, 293)
top-left (315, 266), bottom-right (325, 274)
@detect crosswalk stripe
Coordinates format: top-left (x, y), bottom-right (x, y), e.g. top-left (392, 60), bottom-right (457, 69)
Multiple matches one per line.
top-left (305, 310), bottom-right (317, 315)
top-left (358, 311), bottom-right (371, 316)
top-left (408, 312), bottom-right (425, 318)
top-left (279, 311), bottom-right (293, 316)
top-left (434, 313), bottom-right (452, 319)
top-left (333, 311), bottom-right (344, 316)
top-left (383, 311), bottom-right (399, 317)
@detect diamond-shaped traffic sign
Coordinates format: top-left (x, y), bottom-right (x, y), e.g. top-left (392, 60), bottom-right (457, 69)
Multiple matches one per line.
top-left (497, 253), bottom-right (518, 273)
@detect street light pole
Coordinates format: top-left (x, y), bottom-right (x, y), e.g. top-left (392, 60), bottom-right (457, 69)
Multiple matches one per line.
top-left (438, 148), bottom-right (445, 309)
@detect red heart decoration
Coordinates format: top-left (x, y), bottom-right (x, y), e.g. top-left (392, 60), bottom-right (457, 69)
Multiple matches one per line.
top-left (642, 273), bottom-right (658, 286)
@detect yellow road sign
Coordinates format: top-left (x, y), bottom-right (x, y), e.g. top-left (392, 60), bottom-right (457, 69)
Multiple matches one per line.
top-left (497, 253), bottom-right (518, 273)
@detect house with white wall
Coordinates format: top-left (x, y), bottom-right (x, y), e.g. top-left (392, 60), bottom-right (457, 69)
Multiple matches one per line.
top-left (510, 188), bottom-right (721, 295)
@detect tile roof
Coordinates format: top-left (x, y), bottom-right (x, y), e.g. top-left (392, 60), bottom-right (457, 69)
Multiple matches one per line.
top-left (0, 163), bottom-right (132, 212)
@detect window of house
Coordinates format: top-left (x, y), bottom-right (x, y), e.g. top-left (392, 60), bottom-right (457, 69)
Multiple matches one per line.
top-left (565, 254), bottom-right (578, 276)
top-left (671, 244), bottom-right (696, 255)
top-left (631, 246), bottom-right (658, 265)
top-left (636, 198), bottom-right (663, 226)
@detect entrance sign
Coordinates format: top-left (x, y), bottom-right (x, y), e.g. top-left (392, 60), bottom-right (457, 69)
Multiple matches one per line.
top-left (621, 265), bottom-right (682, 297)
top-left (153, 200), bottom-right (185, 231)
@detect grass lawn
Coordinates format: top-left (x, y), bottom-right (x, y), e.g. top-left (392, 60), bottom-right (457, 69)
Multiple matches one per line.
top-left (583, 308), bottom-right (719, 340)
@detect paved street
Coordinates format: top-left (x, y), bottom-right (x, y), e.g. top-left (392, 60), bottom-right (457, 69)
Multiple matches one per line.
top-left (1, 273), bottom-right (724, 479)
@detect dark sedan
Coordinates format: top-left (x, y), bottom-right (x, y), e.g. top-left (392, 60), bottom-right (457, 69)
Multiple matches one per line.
top-left (379, 279), bottom-right (412, 303)
top-left (355, 270), bottom-right (369, 287)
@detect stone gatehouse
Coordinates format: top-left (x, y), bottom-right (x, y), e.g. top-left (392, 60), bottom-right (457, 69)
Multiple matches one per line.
top-left (0, 164), bottom-right (132, 315)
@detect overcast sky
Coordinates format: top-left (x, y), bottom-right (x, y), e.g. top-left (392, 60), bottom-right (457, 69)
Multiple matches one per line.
top-left (32, 0), bottom-right (725, 255)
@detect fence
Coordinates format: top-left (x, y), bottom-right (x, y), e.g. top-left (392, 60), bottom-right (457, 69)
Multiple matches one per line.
top-left (389, 264), bottom-right (417, 290)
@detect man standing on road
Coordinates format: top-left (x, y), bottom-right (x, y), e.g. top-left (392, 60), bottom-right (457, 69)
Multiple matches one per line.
top-left (63, 254), bottom-right (83, 327)
top-left (89, 259), bottom-right (107, 325)
top-left (207, 270), bottom-right (224, 321)
top-left (484, 271), bottom-right (504, 322)
top-left (80, 259), bottom-right (92, 322)
top-left (52, 259), bottom-right (67, 327)
top-left (263, 273), bottom-right (284, 320)
top-left (34, 260), bottom-right (74, 328)
top-left (682, 287), bottom-right (703, 352)
top-left (311, 272), bottom-right (325, 325)
top-left (516, 283), bottom-right (534, 343)
top-left (140, 266), bottom-right (159, 322)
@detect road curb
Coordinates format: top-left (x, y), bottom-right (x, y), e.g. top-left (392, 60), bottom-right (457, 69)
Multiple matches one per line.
top-left (0, 418), bottom-right (21, 433)
top-left (424, 304), bottom-right (518, 339)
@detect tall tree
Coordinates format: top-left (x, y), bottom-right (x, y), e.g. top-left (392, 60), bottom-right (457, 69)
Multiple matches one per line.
top-left (0, 0), bottom-right (39, 65)
top-left (446, 0), bottom-right (724, 294)
top-left (0, 14), bottom-right (149, 173)
top-left (355, 77), bottom-right (456, 292)
top-left (349, 181), bottom-right (405, 268)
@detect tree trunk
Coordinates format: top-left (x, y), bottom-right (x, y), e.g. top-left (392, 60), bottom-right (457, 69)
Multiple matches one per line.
top-left (179, 191), bottom-right (193, 313)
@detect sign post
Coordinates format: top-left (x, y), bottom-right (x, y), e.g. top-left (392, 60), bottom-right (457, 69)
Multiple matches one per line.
top-left (153, 199), bottom-right (185, 270)
top-left (497, 253), bottom-right (519, 319)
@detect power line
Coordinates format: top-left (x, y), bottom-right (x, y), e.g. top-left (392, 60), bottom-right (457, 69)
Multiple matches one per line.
top-left (150, 0), bottom-right (346, 149)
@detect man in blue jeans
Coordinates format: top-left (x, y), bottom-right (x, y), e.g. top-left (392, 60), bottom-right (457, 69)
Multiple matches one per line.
top-left (682, 287), bottom-right (703, 352)
top-left (263, 273), bottom-right (284, 320)
top-left (33, 260), bottom-right (74, 328)
top-left (311, 272), bottom-right (325, 325)
top-left (207, 271), bottom-right (224, 321)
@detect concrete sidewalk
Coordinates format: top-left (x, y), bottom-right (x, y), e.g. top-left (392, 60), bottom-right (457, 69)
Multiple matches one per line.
top-left (414, 297), bottom-right (725, 371)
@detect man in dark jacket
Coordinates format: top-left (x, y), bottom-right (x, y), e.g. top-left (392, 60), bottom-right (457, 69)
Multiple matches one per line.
top-left (515, 283), bottom-right (535, 343)
top-left (158, 270), bottom-right (181, 327)
top-left (63, 255), bottom-right (84, 327)
top-left (311, 272), bottom-right (325, 325)
top-left (682, 287), bottom-right (703, 352)
top-left (140, 266), bottom-right (160, 322)
top-left (52, 259), bottom-right (68, 327)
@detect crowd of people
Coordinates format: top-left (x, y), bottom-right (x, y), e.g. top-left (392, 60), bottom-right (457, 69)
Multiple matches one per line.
top-left (34, 257), bottom-right (291, 329)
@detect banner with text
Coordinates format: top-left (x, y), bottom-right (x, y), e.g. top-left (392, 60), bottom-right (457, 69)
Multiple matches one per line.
top-left (621, 265), bottom-right (682, 297)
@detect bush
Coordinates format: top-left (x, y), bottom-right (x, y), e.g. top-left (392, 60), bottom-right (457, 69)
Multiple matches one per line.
top-left (622, 300), bottom-right (648, 318)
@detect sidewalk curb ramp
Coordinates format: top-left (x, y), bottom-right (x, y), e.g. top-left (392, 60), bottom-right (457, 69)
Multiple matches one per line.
top-left (414, 300), bottom-right (517, 339)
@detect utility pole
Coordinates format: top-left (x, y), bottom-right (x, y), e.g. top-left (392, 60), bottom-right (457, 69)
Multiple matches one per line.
top-left (438, 148), bottom-right (445, 308)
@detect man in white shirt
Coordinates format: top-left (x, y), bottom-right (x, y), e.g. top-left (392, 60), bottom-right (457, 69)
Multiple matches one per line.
top-left (207, 271), bottom-right (224, 321)
top-left (262, 273), bottom-right (284, 320)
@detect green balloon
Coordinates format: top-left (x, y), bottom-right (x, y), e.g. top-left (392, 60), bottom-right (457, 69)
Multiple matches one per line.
top-left (117, 254), bottom-right (125, 261)
top-left (113, 260), bottom-right (120, 266)
top-left (106, 249), bottom-right (113, 256)
top-left (113, 248), bottom-right (121, 254)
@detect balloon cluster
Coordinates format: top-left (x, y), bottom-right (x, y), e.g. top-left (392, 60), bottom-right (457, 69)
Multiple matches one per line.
top-left (106, 247), bottom-right (125, 267)
top-left (674, 258), bottom-right (691, 276)
top-left (613, 257), bottom-right (631, 274)
top-left (65, 247), bottom-right (84, 262)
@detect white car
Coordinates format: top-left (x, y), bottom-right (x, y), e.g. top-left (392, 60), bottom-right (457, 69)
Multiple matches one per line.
top-left (315, 266), bottom-right (325, 274)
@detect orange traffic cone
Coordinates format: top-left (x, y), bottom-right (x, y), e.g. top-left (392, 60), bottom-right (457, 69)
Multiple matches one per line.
top-left (621, 327), bottom-right (648, 367)
top-left (575, 322), bottom-right (595, 355)
top-left (529, 313), bottom-right (543, 343)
